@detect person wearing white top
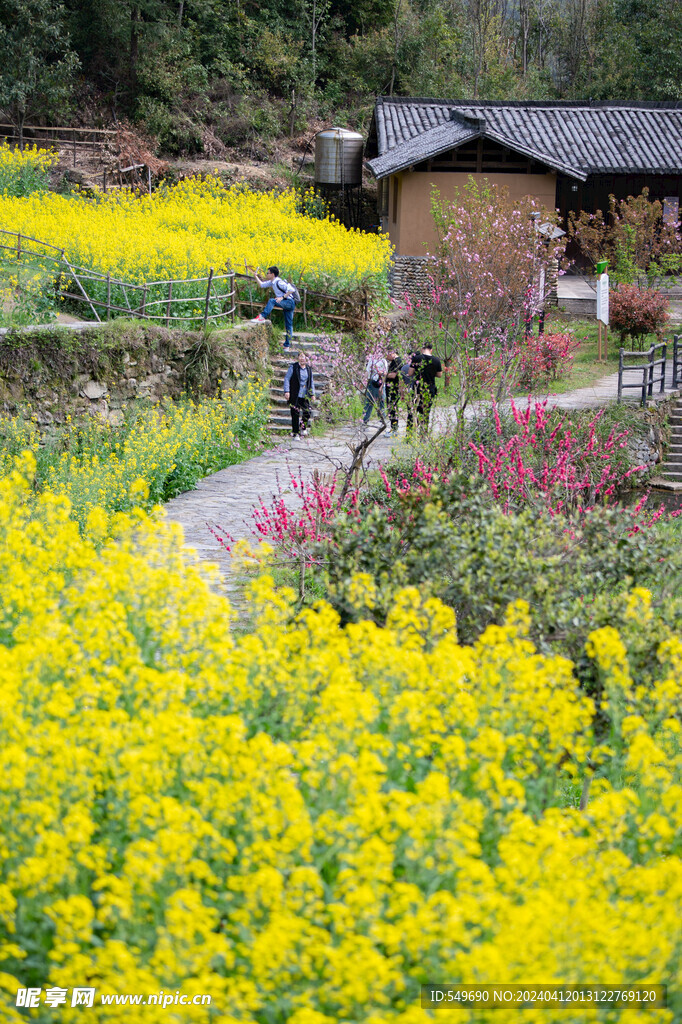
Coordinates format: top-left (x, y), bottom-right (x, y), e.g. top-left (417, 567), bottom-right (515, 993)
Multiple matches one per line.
top-left (250, 265), bottom-right (297, 348)
top-left (363, 354), bottom-right (388, 425)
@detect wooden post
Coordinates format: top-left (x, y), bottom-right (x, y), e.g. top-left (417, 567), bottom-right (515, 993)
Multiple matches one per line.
top-left (604, 325), bottom-right (607, 362)
top-left (103, 170), bottom-right (107, 192)
top-left (661, 341), bottom-right (667, 394)
top-left (649, 344), bottom-right (656, 399)
top-left (147, 165), bottom-right (152, 196)
top-left (230, 271), bottom-right (235, 324)
top-left (62, 254), bottom-right (101, 322)
top-left (597, 321), bottom-right (602, 362)
top-left (245, 259), bottom-right (254, 316)
top-left (16, 232), bottom-right (21, 261)
top-left (73, 130), bottom-right (77, 168)
top-left (106, 273), bottom-right (111, 320)
top-left (141, 284), bottom-right (147, 319)
top-left (166, 281), bottom-right (173, 326)
top-left (203, 268), bottom-right (214, 327)
top-left (617, 348), bottom-right (623, 403)
top-left (303, 287), bottom-right (308, 329)
top-left (674, 335), bottom-right (679, 390)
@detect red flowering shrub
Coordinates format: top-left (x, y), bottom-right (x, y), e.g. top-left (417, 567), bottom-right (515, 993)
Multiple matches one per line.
top-left (516, 331), bottom-right (580, 389)
top-left (609, 284), bottom-right (670, 347)
top-left (469, 398), bottom-right (645, 513)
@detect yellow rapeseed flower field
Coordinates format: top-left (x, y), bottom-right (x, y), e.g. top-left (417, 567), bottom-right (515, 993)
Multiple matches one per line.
top-left (0, 176), bottom-right (393, 300)
top-left (0, 448), bottom-right (680, 1021)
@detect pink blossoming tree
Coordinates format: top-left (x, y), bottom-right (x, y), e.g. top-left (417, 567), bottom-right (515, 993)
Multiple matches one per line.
top-left (404, 177), bottom-right (568, 425)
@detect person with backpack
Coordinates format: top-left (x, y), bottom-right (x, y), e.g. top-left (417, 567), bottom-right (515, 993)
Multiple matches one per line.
top-left (362, 352), bottom-right (388, 426)
top-left (251, 266), bottom-right (300, 349)
top-left (408, 343), bottom-right (442, 436)
top-left (284, 350), bottom-right (315, 438)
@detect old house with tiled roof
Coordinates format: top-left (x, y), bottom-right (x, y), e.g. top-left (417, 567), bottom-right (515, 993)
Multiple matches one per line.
top-left (365, 99), bottom-right (682, 283)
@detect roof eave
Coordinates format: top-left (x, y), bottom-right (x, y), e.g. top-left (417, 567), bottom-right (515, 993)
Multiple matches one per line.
top-left (483, 129), bottom-right (587, 181)
top-left (366, 132), bottom-right (588, 181)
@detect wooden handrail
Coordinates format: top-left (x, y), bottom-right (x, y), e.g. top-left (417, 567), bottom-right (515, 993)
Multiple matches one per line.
top-left (0, 124), bottom-right (117, 136)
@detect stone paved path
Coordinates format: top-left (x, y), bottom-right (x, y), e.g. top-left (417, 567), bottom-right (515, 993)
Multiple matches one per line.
top-left (164, 364), bottom-right (682, 588)
top-left (163, 423), bottom-right (395, 591)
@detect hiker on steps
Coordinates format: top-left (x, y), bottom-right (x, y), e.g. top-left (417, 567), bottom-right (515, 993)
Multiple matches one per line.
top-left (284, 351), bottom-right (315, 438)
top-left (251, 266), bottom-right (299, 349)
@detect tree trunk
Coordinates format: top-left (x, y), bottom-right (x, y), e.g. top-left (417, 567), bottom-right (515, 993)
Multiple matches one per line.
top-left (17, 104), bottom-right (26, 152)
top-left (288, 89), bottom-right (296, 137)
top-left (178, 0), bottom-right (184, 26)
top-left (520, 0), bottom-right (529, 76)
top-left (130, 5), bottom-right (140, 95)
top-left (390, 0), bottom-right (401, 96)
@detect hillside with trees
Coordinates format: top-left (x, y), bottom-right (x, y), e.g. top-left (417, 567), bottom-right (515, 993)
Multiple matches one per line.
top-left (1, 0), bottom-right (681, 157)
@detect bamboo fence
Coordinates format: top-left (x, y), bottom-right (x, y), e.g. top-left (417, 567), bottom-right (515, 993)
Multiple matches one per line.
top-left (0, 229), bottom-right (369, 330)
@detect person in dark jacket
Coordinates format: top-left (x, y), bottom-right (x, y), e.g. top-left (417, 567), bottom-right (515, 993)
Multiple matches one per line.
top-left (409, 343), bottom-right (442, 436)
top-left (284, 351), bottom-right (315, 437)
top-left (385, 347), bottom-right (402, 435)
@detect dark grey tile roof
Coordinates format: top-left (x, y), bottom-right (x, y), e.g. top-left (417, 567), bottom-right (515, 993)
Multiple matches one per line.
top-left (367, 99), bottom-right (682, 179)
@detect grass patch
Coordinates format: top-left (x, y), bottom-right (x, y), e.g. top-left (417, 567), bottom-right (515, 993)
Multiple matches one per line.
top-left (0, 256), bottom-right (61, 326)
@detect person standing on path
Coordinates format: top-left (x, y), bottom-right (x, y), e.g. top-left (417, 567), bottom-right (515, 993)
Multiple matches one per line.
top-left (363, 352), bottom-right (388, 425)
top-left (284, 351), bottom-right (315, 437)
top-left (251, 266), bottom-right (298, 348)
top-left (409, 343), bottom-right (442, 436)
top-left (385, 347), bottom-right (403, 436)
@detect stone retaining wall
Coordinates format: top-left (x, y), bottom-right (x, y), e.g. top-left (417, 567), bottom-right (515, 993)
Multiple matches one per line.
top-left (389, 256), bottom-right (435, 302)
top-left (390, 254), bottom-right (559, 306)
top-left (0, 321), bottom-right (270, 430)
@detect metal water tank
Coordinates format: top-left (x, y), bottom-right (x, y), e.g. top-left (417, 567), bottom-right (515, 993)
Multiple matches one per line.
top-left (314, 128), bottom-right (364, 187)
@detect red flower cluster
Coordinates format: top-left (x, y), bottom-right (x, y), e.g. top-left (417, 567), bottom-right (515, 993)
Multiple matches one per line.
top-left (516, 332), bottom-right (580, 388)
top-left (470, 398), bottom-right (645, 514)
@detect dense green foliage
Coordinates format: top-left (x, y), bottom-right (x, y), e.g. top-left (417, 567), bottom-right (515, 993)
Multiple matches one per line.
top-left (314, 472), bottom-right (682, 697)
top-left (2, 0), bottom-right (682, 155)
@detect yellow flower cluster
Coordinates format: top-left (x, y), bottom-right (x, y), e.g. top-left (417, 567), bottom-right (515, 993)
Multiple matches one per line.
top-left (0, 379), bottom-right (267, 526)
top-left (0, 176), bottom-right (393, 297)
top-left (0, 451), bottom-right (680, 1021)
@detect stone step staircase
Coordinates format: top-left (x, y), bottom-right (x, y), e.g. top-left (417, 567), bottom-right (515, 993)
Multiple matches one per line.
top-left (661, 399), bottom-right (682, 482)
top-left (268, 333), bottom-right (333, 435)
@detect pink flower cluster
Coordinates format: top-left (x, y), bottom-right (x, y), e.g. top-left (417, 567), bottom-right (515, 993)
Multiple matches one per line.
top-left (247, 470), bottom-right (360, 566)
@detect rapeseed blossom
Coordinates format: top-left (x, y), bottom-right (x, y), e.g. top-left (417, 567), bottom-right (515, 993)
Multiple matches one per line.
top-left (0, 379), bottom-right (267, 527)
top-left (0, 447), bottom-right (680, 1021)
top-left (0, 177), bottom-right (393, 300)
top-left (0, 143), bottom-right (56, 196)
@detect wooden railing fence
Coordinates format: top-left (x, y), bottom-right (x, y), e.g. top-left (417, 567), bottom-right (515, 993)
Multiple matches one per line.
top-left (0, 230), bottom-right (235, 327)
top-left (617, 342), bottom-right (667, 407)
top-left (0, 125), bottom-right (117, 168)
top-left (0, 229), bottom-right (368, 330)
top-left (232, 269), bottom-right (368, 330)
